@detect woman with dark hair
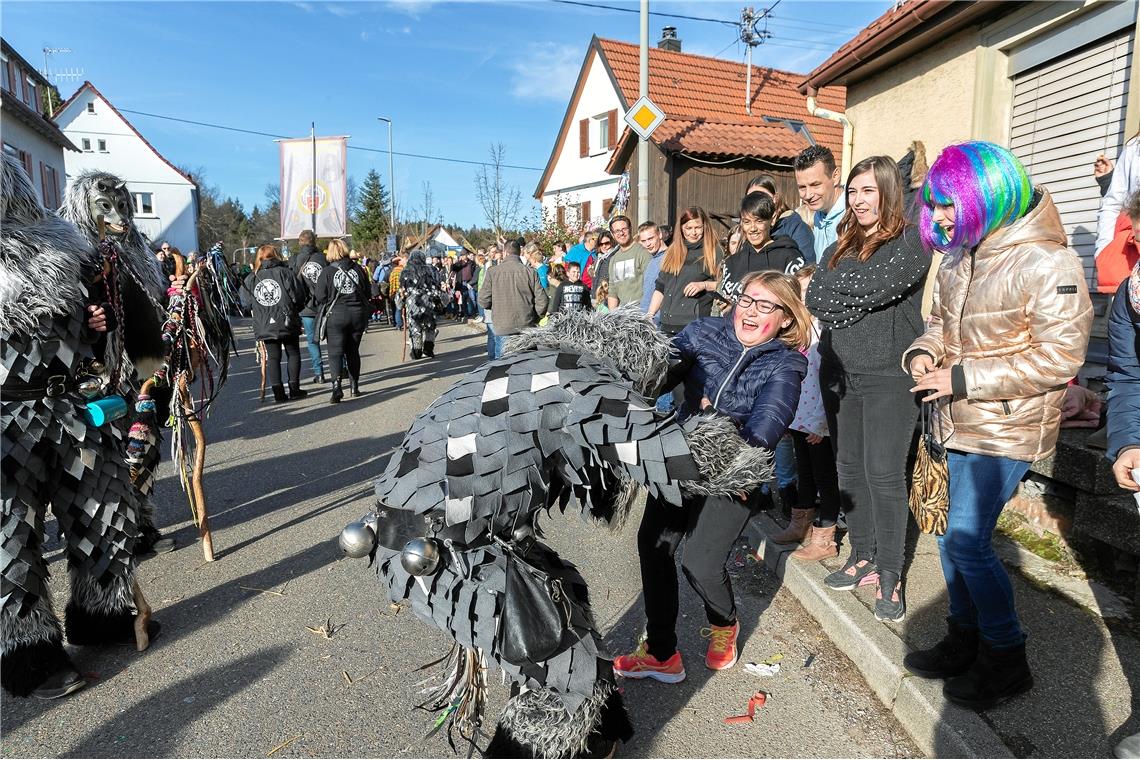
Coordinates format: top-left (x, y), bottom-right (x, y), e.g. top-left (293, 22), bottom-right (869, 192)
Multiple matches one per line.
top-left (721, 191), bottom-right (805, 301)
top-left (314, 239), bottom-right (371, 403)
top-left (585, 230), bottom-right (617, 297)
top-left (646, 207), bottom-right (722, 337)
top-left (616, 271), bottom-right (809, 681)
top-left (244, 244), bottom-right (306, 403)
top-left (747, 174), bottom-right (815, 263)
top-left (806, 155), bottom-right (931, 623)
top-left (904, 142), bottom-right (1092, 708)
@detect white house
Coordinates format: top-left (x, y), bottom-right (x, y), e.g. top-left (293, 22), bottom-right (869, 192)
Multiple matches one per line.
top-left (1, 38), bottom-right (77, 210)
top-left (55, 81), bottom-right (199, 252)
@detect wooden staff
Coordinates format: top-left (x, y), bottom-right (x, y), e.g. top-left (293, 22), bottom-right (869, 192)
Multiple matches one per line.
top-left (257, 341), bottom-right (267, 402)
top-left (401, 303), bottom-right (408, 363)
top-left (132, 578), bottom-right (152, 651)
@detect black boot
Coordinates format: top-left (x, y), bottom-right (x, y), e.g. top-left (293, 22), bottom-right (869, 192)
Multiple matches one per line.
top-left (944, 638), bottom-right (1033, 710)
top-left (423, 340), bottom-right (435, 358)
top-left (778, 483), bottom-right (798, 519)
top-left (330, 377), bottom-right (344, 403)
top-left (411, 347), bottom-right (423, 360)
top-left (904, 618), bottom-right (979, 679)
top-left (271, 384), bottom-right (288, 403)
top-left (350, 377), bottom-right (361, 397)
top-left (1, 639), bottom-right (81, 698)
top-left (288, 382), bottom-right (308, 400)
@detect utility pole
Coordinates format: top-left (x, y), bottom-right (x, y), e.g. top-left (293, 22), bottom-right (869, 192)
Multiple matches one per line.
top-left (378, 117), bottom-right (396, 240)
top-left (739, 4), bottom-right (775, 116)
top-left (638, 0), bottom-right (649, 225)
top-left (310, 122), bottom-right (317, 234)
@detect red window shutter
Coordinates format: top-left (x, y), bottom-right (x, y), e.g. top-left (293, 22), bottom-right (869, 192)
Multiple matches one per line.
top-left (579, 118), bottom-right (589, 158)
top-left (581, 200), bottom-right (592, 223)
top-left (607, 109), bottom-right (618, 148)
top-left (556, 206), bottom-right (565, 227)
top-left (603, 199), bottom-right (614, 219)
top-left (21, 151), bottom-right (32, 179)
top-left (40, 162), bottom-right (48, 206)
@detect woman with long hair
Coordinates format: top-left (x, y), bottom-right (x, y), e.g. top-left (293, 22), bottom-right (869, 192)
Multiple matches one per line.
top-left (615, 271), bottom-right (809, 681)
top-left (314, 239), bottom-right (371, 403)
top-left (746, 174), bottom-right (815, 263)
top-left (806, 155), bottom-right (931, 622)
top-left (243, 244), bottom-right (306, 403)
top-left (646, 207), bottom-right (721, 337)
top-left (904, 142), bottom-right (1092, 708)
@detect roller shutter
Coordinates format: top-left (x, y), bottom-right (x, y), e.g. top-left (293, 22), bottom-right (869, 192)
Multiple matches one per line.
top-left (1009, 30), bottom-right (1133, 285)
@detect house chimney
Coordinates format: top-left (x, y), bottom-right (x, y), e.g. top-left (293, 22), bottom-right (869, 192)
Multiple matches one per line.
top-left (658, 26), bottom-right (681, 52)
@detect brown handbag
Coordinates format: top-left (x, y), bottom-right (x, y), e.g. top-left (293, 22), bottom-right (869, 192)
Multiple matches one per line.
top-left (910, 399), bottom-right (950, 535)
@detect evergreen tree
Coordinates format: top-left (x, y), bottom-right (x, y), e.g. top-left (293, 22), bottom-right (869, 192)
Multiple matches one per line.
top-left (352, 169), bottom-right (391, 253)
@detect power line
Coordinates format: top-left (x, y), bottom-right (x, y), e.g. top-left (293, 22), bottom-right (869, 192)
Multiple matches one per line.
top-left (546, 0), bottom-right (738, 26)
top-left (116, 108), bottom-right (544, 172)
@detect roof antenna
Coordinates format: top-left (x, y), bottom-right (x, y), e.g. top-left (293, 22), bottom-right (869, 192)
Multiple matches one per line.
top-left (739, 3), bottom-right (776, 116)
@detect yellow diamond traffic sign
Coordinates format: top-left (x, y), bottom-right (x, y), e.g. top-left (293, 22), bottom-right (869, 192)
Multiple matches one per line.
top-left (624, 96), bottom-right (666, 140)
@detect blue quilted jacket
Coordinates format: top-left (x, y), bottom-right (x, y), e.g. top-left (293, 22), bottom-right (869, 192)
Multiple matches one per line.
top-left (669, 316), bottom-right (807, 448)
top-left (1106, 278), bottom-right (1140, 461)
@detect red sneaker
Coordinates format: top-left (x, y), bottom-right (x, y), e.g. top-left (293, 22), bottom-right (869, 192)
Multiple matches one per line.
top-left (702, 622), bottom-right (740, 671)
top-left (613, 642), bottom-right (686, 683)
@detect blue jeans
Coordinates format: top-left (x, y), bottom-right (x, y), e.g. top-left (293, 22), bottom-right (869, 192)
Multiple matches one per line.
top-left (774, 435), bottom-right (797, 488)
top-left (486, 322), bottom-right (497, 359)
top-left (300, 316), bottom-right (323, 377)
top-left (493, 333), bottom-right (509, 358)
top-left (939, 451), bottom-right (1030, 648)
top-left (656, 390), bottom-right (674, 413)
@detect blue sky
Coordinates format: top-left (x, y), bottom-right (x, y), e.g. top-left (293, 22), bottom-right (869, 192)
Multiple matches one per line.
top-left (3, 0), bottom-right (887, 228)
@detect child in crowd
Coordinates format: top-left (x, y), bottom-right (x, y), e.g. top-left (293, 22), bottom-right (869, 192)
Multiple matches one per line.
top-left (595, 281), bottom-right (611, 313)
top-left (769, 265), bottom-right (840, 560)
top-left (549, 261), bottom-right (591, 314)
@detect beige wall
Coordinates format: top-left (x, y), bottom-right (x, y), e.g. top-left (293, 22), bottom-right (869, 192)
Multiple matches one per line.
top-left (845, 27), bottom-right (982, 164)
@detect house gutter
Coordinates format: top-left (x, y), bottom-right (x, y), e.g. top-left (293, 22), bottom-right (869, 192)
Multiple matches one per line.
top-left (805, 88), bottom-right (853, 178)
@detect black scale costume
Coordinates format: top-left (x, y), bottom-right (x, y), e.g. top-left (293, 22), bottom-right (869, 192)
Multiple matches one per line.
top-left (400, 250), bottom-right (441, 359)
top-left (341, 306), bottom-right (774, 757)
top-left (1, 154), bottom-right (154, 697)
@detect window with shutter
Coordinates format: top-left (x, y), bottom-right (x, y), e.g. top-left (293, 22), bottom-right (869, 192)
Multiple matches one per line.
top-left (579, 118), bottom-right (589, 158)
top-left (40, 163), bottom-right (48, 206)
top-left (607, 109), bottom-right (618, 149)
top-left (1010, 29), bottom-right (1133, 286)
top-left (581, 200), bottom-right (592, 224)
top-left (602, 199), bottom-right (614, 220)
top-left (556, 206), bottom-right (566, 227)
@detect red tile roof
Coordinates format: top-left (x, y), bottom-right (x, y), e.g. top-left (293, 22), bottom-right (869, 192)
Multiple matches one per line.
top-left (596, 37), bottom-right (845, 155)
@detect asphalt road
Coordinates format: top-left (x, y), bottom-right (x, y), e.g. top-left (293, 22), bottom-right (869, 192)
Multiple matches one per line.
top-left (1, 318), bottom-right (921, 759)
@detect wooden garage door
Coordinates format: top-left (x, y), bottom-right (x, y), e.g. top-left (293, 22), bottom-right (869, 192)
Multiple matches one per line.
top-left (1010, 30), bottom-right (1132, 285)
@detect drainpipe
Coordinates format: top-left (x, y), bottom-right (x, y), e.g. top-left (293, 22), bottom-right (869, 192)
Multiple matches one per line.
top-left (805, 86), bottom-right (852, 178)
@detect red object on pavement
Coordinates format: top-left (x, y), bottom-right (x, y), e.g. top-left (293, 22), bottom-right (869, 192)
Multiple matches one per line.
top-left (724, 691), bottom-right (767, 724)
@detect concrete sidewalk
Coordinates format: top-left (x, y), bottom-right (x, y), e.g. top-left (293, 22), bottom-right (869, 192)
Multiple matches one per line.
top-left (747, 511), bottom-right (1140, 758)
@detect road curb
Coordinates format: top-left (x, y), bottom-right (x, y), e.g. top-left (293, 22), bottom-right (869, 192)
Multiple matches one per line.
top-left (744, 513), bottom-right (1013, 759)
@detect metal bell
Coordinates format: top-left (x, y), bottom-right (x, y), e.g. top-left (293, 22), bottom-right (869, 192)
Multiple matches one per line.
top-left (400, 537), bottom-right (442, 576)
top-left (77, 377), bottom-right (103, 400)
top-left (338, 520), bottom-right (377, 559)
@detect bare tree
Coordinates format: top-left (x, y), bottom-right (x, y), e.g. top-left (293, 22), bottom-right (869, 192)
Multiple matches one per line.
top-left (417, 180), bottom-right (437, 230)
top-left (474, 143), bottom-right (523, 235)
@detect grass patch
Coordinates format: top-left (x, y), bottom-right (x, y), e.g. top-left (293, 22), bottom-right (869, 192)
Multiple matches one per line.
top-left (996, 510), bottom-right (1078, 570)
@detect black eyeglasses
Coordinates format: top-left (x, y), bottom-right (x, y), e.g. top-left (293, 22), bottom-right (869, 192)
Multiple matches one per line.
top-left (735, 294), bottom-right (785, 314)
top-left (598, 240), bottom-right (616, 250)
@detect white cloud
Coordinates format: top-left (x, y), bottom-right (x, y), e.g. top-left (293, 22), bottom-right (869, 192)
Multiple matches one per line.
top-left (326, 3), bottom-right (355, 17)
top-left (384, 0), bottom-right (437, 19)
top-left (508, 42), bottom-right (581, 102)
top-left (293, 1), bottom-right (315, 11)
top-left (360, 30), bottom-right (372, 41)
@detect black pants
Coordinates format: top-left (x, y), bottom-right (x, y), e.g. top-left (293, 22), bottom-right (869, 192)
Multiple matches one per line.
top-left (638, 492), bottom-right (752, 661)
top-left (264, 337), bottom-right (301, 387)
top-left (326, 310), bottom-right (366, 382)
top-left (821, 368), bottom-right (918, 578)
top-left (790, 429), bottom-right (841, 525)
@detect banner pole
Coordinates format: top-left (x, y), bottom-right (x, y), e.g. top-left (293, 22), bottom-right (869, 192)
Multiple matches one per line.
top-left (310, 122), bottom-right (317, 234)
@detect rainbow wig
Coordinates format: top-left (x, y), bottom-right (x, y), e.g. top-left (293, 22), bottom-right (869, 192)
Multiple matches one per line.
top-left (920, 141), bottom-right (1033, 253)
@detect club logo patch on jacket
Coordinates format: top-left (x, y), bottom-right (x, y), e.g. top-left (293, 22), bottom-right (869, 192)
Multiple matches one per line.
top-left (334, 268), bottom-right (359, 294)
top-left (253, 278), bottom-right (283, 306)
top-left (301, 260), bottom-right (323, 283)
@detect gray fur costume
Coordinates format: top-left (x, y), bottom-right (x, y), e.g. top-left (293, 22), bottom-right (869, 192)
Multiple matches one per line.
top-left (0, 154), bottom-right (148, 697)
top-left (59, 170), bottom-right (168, 550)
top-left (342, 306), bottom-right (772, 757)
top-left (399, 250), bottom-right (440, 359)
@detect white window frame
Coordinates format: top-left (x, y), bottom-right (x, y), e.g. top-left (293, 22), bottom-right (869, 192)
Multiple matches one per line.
top-left (591, 113), bottom-right (610, 156)
top-left (0, 54), bottom-right (9, 93)
top-left (81, 138), bottom-right (92, 152)
top-left (97, 139), bottom-right (107, 153)
top-left (132, 191), bottom-right (154, 216)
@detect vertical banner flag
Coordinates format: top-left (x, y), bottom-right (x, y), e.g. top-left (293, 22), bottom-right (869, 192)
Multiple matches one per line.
top-left (279, 136), bottom-right (348, 239)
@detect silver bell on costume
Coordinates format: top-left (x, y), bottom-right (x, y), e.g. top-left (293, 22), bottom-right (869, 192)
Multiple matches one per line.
top-left (400, 537), bottom-right (442, 576)
top-left (339, 519), bottom-right (377, 559)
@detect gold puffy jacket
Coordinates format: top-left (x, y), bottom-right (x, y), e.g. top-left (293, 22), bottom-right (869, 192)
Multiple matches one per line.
top-left (904, 189), bottom-right (1093, 462)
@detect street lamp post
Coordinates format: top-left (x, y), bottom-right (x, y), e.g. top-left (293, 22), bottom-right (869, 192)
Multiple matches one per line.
top-left (377, 117), bottom-right (396, 248)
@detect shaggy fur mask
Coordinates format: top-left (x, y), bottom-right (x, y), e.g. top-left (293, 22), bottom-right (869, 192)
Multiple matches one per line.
top-left (504, 306), bottom-right (673, 397)
top-left (0, 153), bottom-right (95, 337)
top-left (60, 169), bottom-right (166, 300)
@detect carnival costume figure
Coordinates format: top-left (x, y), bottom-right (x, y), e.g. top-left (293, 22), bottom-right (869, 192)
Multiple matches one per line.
top-left (399, 250), bottom-right (441, 359)
top-left (1, 154), bottom-right (159, 700)
top-left (340, 306), bottom-right (774, 757)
